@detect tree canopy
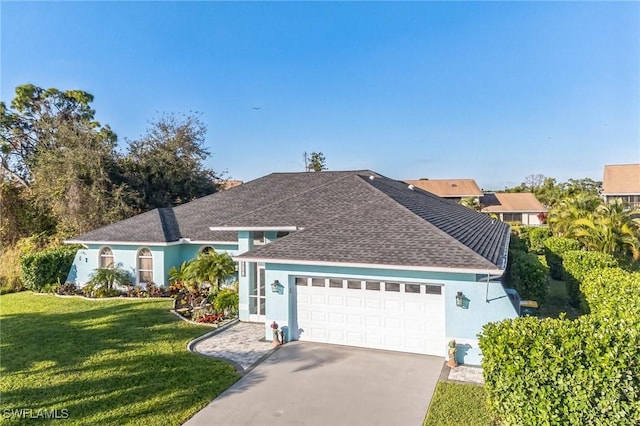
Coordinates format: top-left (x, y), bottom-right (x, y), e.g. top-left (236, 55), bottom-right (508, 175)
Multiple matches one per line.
top-left (0, 84), bottom-right (220, 245)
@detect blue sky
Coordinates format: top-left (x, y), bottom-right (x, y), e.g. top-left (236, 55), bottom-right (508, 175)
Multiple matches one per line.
top-left (2, 1), bottom-right (639, 190)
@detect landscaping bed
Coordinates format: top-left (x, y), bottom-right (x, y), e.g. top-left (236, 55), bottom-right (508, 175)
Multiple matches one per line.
top-left (0, 292), bottom-right (239, 425)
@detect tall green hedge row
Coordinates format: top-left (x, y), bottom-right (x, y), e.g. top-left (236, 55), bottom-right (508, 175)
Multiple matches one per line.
top-left (507, 250), bottom-right (548, 303)
top-left (480, 315), bottom-right (639, 426)
top-left (480, 251), bottom-right (640, 425)
top-left (20, 245), bottom-right (79, 291)
top-left (543, 236), bottom-right (581, 279)
top-left (562, 250), bottom-right (618, 309)
top-left (581, 267), bottom-right (640, 319)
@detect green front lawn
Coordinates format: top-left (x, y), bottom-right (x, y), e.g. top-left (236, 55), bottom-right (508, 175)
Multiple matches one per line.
top-left (0, 292), bottom-right (239, 425)
top-left (424, 382), bottom-right (493, 426)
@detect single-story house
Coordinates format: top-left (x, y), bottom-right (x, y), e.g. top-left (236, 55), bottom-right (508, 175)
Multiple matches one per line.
top-left (481, 192), bottom-right (547, 225)
top-left (602, 164), bottom-right (640, 210)
top-left (404, 178), bottom-right (483, 203)
top-left (66, 170), bottom-right (518, 364)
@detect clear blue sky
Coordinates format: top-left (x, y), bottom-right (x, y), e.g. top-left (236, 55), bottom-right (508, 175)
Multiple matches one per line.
top-left (2, 1), bottom-right (639, 190)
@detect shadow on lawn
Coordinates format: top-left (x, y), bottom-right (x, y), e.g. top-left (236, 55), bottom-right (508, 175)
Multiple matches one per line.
top-left (0, 297), bottom-right (247, 424)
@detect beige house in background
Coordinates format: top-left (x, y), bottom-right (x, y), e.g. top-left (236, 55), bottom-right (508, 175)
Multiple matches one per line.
top-left (405, 179), bottom-right (483, 203)
top-left (602, 164), bottom-right (640, 210)
top-left (481, 193), bottom-right (547, 225)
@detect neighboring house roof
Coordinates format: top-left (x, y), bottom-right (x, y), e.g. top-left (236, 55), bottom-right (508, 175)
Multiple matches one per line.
top-left (404, 179), bottom-right (483, 198)
top-left (602, 164), bottom-right (640, 195)
top-left (481, 193), bottom-right (546, 213)
top-left (68, 170), bottom-right (510, 271)
top-left (218, 180), bottom-right (243, 190)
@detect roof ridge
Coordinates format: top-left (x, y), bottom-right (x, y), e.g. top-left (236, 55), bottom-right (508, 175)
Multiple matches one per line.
top-left (217, 172), bottom-right (375, 226)
top-left (361, 175), bottom-right (503, 269)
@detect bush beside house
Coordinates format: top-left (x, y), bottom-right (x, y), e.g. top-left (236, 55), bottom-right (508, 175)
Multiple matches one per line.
top-left (561, 250), bottom-right (618, 309)
top-left (19, 245), bottom-right (80, 291)
top-left (543, 237), bottom-right (581, 280)
top-left (479, 255), bottom-right (640, 425)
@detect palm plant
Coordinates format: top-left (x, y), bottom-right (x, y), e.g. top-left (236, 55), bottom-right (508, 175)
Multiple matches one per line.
top-left (86, 263), bottom-right (133, 297)
top-left (185, 250), bottom-right (236, 296)
top-left (571, 199), bottom-right (640, 261)
top-left (548, 194), bottom-right (602, 236)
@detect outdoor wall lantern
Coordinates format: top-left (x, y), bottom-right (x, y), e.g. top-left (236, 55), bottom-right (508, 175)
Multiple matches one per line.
top-left (456, 291), bottom-right (464, 308)
top-left (271, 280), bottom-right (281, 293)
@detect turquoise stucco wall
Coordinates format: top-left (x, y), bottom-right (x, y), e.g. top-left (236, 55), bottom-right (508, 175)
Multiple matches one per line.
top-left (260, 263), bottom-right (518, 364)
top-left (68, 242), bottom-right (239, 287)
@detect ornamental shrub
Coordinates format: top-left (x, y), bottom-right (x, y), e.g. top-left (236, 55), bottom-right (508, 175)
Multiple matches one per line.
top-left (507, 250), bottom-right (548, 303)
top-left (581, 267), bottom-right (640, 318)
top-left (527, 226), bottom-right (552, 255)
top-left (562, 250), bottom-right (617, 309)
top-left (20, 245), bottom-right (80, 291)
top-left (543, 237), bottom-right (581, 279)
top-left (479, 315), bottom-right (640, 426)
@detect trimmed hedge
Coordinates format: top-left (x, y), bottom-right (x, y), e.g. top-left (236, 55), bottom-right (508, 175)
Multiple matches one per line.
top-left (543, 237), bottom-right (581, 280)
top-left (20, 245), bottom-right (80, 291)
top-left (581, 267), bottom-right (640, 318)
top-left (479, 315), bottom-right (640, 426)
top-left (527, 226), bottom-right (552, 255)
top-left (507, 250), bottom-right (548, 303)
top-left (562, 250), bottom-right (617, 309)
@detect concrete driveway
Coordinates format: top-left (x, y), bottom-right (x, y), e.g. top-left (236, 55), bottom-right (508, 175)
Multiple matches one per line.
top-left (184, 341), bottom-right (443, 426)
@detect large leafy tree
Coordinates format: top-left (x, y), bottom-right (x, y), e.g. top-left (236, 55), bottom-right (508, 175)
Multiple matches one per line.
top-left (0, 84), bottom-right (132, 238)
top-left (121, 113), bottom-right (218, 211)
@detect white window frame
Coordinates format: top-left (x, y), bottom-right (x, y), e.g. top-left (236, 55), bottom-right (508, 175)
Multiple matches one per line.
top-left (137, 248), bottom-right (154, 284)
top-left (99, 247), bottom-right (115, 268)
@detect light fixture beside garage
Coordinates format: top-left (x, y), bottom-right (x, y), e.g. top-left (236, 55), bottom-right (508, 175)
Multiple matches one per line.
top-left (456, 291), bottom-right (464, 307)
top-left (271, 280), bottom-right (281, 292)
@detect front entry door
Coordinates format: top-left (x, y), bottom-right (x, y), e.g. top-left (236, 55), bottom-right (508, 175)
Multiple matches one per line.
top-left (249, 263), bottom-right (266, 322)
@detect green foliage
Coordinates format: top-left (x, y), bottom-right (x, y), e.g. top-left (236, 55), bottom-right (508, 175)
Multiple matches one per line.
top-left (86, 263), bottom-right (134, 297)
top-left (213, 288), bottom-right (239, 314)
top-left (0, 292), bottom-right (239, 425)
top-left (543, 236), bottom-right (581, 280)
top-left (562, 250), bottom-right (617, 309)
top-left (527, 226), bottom-right (552, 255)
top-left (304, 151), bottom-right (327, 172)
top-left (185, 250), bottom-right (236, 296)
top-left (122, 112), bottom-right (218, 210)
top-left (19, 245), bottom-right (80, 291)
top-left (479, 315), bottom-right (640, 426)
top-left (581, 267), bottom-right (640, 318)
top-left (423, 382), bottom-right (491, 426)
top-left (508, 231), bottom-right (529, 253)
top-left (507, 250), bottom-right (548, 303)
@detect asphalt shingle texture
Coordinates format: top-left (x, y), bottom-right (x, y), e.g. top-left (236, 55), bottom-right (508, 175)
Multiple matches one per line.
top-left (69, 170), bottom-right (509, 270)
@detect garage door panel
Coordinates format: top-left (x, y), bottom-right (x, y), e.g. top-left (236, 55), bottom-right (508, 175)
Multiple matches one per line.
top-left (297, 281), bottom-right (444, 356)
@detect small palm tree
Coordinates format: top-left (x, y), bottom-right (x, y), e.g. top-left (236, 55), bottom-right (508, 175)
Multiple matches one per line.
top-left (548, 194), bottom-right (602, 236)
top-left (185, 250), bottom-right (236, 296)
top-left (87, 263), bottom-right (133, 297)
top-left (571, 200), bottom-right (640, 261)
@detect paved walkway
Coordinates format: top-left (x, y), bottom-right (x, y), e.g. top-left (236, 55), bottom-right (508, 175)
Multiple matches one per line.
top-left (190, 322), bottom-right (274, 371)
top-left (447, 364), bottom-right (485, 384)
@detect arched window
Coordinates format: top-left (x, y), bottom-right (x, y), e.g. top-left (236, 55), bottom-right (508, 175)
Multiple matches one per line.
top-left (201, 246), bottom-right (215, 255)
top-left (99, 247), bottom-right (114, 268)
top-left (138, 248), bottom-right (153, 283)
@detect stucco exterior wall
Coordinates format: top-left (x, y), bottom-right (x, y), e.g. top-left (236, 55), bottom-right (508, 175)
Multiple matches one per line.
top-left (261, 262), bottom-right (518, 365)
top-left (68, 242), bottom-right (239, 287)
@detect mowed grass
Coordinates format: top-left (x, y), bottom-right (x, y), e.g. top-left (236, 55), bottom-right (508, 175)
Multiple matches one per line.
top-left (0, 292), bottom-right (239, 425)
top-left (424, 382), bottom-right (493, 426)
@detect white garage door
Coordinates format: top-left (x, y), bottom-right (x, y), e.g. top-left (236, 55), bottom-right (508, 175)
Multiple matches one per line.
top-left (295, 277), bottom-right (445, 357)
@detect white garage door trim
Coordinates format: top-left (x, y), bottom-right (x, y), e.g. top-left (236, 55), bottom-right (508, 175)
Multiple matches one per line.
top-left (295, 277), bottom-right (445, 357)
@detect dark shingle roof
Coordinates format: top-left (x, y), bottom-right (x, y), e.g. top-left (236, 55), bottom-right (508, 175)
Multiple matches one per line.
top-left (68, 170), bottom-right (509, 270)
